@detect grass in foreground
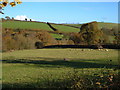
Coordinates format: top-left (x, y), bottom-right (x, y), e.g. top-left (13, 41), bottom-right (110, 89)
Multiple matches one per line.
top-left (2, 49), bottom-right (119, 88)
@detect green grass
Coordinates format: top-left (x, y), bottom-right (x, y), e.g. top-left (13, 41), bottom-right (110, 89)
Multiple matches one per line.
top-left (68, 22), bottom-right (118, 29)
top-left (2, 49), bottom-right (118, 62)
top-left (2, 49), bottom-right (119, 88)
top-left (2, 21), bottom-right (80, 32)
top-left (2, 21), bottom-right (118, 33)
top-left (2, 21), bottom-right (52, 31)
top-left (51, 24), bottom-right (80, 32)
top-left (98, 22), bottom-right (118, 29)
top-left (51, 33), bottom-right (64, 39)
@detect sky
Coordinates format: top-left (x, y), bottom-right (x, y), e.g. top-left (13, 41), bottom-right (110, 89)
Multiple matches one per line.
top-left (1, 2), bottom-right (118, 24)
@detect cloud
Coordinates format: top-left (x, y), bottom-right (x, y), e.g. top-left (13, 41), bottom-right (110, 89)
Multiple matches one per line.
top-left (15, 15), bottom-right (29, 20)
top-left (14, 15), bottom-right (35, 21)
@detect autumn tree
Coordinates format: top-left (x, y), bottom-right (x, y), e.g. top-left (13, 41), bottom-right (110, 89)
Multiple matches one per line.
top-left (0, 0), bottom-right (22, 14)
top-left (69, 32), bottom-right (83, 45)
top-left (79, 21), bottom-right (103, 45)
top-left (36, 31), bottom-right (57, 46)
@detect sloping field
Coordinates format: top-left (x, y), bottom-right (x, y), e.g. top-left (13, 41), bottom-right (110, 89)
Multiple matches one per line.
top-left (2, 21), bottom-right (53, 31)
top-left (2, 20), bottom-right (80, 32)
top-left (2, 20), bottom-right (118, 32)
top-left (67, 22), bottom-right (118, 29)
top-left (98, 22), bottom-right (118, 29)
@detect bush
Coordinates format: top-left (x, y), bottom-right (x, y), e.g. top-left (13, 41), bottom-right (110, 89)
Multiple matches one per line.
top-left (36, 31), bottom-right (57, 46)
top-left (2, 30), bottom-right (37, 51)
top-left (69, 33), bottom-right (84, 45)
top-left (35, 41), bottom-right (44, 49)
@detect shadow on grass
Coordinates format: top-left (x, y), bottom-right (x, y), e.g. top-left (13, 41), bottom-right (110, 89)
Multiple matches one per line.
top-left (2, 57), bottom-right (119, 69)
top-left (2, 72), bottom-right (120, 89)
top-left (2, 79), bottom-right (74, 89)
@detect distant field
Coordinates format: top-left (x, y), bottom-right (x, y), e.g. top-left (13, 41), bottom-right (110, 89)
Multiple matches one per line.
top-left (2, 21), bottom-right (80, 32)
top-left (2, 20), bottom-right (118, 32)
top-left (51, 33), bottom-right (63, 39)
top-left (2, 49), bottom-right (119, 88)
top-left (98, 22), bottom-right (118, 29)
top-left (51, 24), bottom-right (79, 32)
top-left (2, 21), bottom-right (52, 31)
top-left (68, 22), bottom-right (118, 29)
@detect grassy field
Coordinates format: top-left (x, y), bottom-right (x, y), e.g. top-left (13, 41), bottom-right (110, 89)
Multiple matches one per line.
top-left (69, 22), bottom-right (118, 29)
top-left (2, 21), bottom-right (118, 32)
top-left (2, 21), bottom-right (80, 32)
top-left (51, 33), bottom-right (64, 39)
top-left (2, 49), bottom-right (119, 88)
top-left (2, 21), bottom-right (53, 31)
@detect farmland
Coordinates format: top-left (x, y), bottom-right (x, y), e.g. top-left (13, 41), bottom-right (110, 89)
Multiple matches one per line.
top-left (2, 49), bottom-right (119, 88)
top-left (2, 20), bottom-right (118, 33)
top-left (2, 20), bottom-right (80, 32)
top-left (2, 20), bottom-right (118, 40)
top-left (1, 20), bottom-right (119, 88)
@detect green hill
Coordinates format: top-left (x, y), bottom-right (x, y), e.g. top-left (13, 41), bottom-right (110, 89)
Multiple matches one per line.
top-left (2, 20), bottom-right (118, 33)
top-left (2, 20), bottom-right (80, 32)
top-left (2, 20), bottom-right (118, 41)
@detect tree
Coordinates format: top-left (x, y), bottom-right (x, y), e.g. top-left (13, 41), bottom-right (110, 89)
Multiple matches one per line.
top-left (25, 18), bottom-right (27, 21)
top-left (5, 16), bottom-right (10, 20)
top-left (69, 33), bottom-right (83, 45)
top-left (79, 21), bottom-right (103, 45)
top-left (36, 31), bottom-right (57, 46)
top-left (0, 0), bottom-right (22, 14)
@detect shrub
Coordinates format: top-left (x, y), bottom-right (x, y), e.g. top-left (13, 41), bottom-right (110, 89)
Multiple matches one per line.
top-left (36, 31), bottom-right (57, 46)
top-left (2, 29), bottom-right (37, 51)
top-left (35, 41), bottom-right (44, 49)
top-left (69, 33), bottom-right (84, 45)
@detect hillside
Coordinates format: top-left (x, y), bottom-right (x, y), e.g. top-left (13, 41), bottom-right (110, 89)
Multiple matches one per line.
top-left (2, 20), bottom-right (118, 41)
top-left (68, 22), bottom-right (118, 29)
top-left (2, 20), bottom-right (118, 32)
top-left (2, 20), bottom-right (80, 32)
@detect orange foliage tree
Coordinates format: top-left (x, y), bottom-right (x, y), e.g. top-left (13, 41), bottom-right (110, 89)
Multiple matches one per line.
top-left (0, 0), bottom-right (22, 14)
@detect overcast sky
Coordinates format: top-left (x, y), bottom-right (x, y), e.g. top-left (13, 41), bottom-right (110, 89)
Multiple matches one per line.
top-left (2, 2), bottom-right (118, 24)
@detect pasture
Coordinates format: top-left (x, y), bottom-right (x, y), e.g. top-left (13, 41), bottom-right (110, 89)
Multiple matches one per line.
top-left (2, 49), bottom-right (119, 88)
top-left (2, 21), bottom-right (118, 33)
top-left (2, 21), bottom-right (80, 32)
